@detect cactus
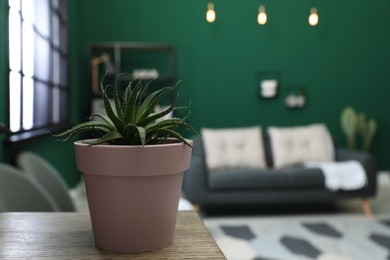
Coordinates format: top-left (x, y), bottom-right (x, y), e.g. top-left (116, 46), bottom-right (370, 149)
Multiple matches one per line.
top-left (340, 107), bottom-right (377, 152)
top-left (358, 114), bottom-right (377, 152)
top-left (340, 106), bottom-right (358, 149)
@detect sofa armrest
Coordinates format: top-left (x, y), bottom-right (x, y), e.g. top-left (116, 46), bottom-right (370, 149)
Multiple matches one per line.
top-left (335, 148), bottom-right (378, 196)
top-left (182, 136), bottom-right (210, 204)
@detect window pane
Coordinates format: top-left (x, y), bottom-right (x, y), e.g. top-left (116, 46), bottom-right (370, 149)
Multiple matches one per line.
top-left (52, 15), bottom-right (59, 47)
top-left (9, 9), bottom-right (21, 71)
top-left (22, 76), bottom-right (34, 130)
top-left (52, 86), bottom-right (59, 123)
top-left (34, 0), bottom-right (51, 38)
top-left (53, 51), bottom-right (60, 85)
top-left (52, 0), bottom-right (58, 9)
top-left (9, 71), bottom-right (21, 132)
top-left (60, 23), bottom-right (68, 53)
top-left (33, 81), bottom-right (50, 127)
top-left (22, 22), bottom-right (34, 77)
top-left (9, 0), bottom-right (20, 10)
top-left (35, 34), bottom-right (51, 82)
top-left (21, 0), bottom-right (34, 23)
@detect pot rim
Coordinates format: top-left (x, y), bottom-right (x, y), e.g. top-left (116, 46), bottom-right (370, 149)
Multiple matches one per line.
top-left (74, 137), bottom-right (193, 176)
top-left (74, 138), bottom-right (192, 149)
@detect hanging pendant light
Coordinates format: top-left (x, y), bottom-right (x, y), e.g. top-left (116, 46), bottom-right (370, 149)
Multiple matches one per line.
top-left (257, 4), bottom-right (267, 25)
top-left (309, 7), bottom-right (319, 26)
top-left (206, 2), bottom-right (216, 23)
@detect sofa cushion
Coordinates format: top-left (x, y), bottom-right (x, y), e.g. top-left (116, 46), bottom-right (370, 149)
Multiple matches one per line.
top-left (208, 167), bottom-right (325, 190)
top-left (268, 124), bottom-right (335, 168)
top-left (201, 126), bottom-right (267, 171)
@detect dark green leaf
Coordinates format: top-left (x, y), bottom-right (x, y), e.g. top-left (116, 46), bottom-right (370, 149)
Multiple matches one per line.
top-left (153, 128), bottom-right (193, 148)
top-left (123, 80), bottom-right (142, 124)
top-left (83, 131), bottom-right (122, 145)
top-left (123, 124), bottom-right (146, 145)
top-left (136, 85), bottom-right (175, 122)
top-left (103, 86), bottom-right (125, 132)
top-left (138, 95), bottom-right (177, 126)
top-left (137, 88), bottom-right (175, 124)
top-left (90, 113), bottom-right (115, 127)
top-left (113, 74), bottom-right (125, 120)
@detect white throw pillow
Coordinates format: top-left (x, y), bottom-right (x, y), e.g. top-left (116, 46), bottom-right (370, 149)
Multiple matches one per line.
top-left (201, 126), bottom-right (267, 171)
top-left (268, 124), bottom-right (335, 168)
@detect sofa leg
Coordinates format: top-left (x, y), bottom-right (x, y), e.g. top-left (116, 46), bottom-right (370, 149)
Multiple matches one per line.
top-left (361, 198), bottom-right (373, 218)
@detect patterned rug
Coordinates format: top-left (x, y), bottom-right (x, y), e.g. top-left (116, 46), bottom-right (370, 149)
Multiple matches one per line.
top-left (204, 214), bottom-right (390, 260)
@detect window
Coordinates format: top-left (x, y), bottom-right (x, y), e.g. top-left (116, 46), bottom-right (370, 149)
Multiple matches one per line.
top-left (8, 0), bottom-right (69, 141)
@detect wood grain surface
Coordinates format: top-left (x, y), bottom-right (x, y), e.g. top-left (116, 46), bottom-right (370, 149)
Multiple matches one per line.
top-left (0, 211), bottom-right (225, 259)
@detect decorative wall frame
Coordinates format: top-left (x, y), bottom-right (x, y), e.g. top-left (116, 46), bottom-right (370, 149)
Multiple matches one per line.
top-left (284, 86), bottom-right (307, 109)
top-left (257, 71), bottom-right (280, 99)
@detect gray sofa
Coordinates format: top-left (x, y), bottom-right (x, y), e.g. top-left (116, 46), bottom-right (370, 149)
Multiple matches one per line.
top-left (182, 135), bottom-right (378, 214)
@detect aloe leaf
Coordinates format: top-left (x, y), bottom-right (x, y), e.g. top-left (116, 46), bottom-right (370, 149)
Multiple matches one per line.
top-left (113, 74), bottom-right (125, 120)
top-left (146, 120), bottom-right (198, 145)
top-left (54, 126), bottom-right (110, 142)
top-left (137, 86), bottom-right (176, 123)
top-left (146, 118), bottom-right (193, 133)
top-left (136, 126), bottom-right (146, 145)
top-left (123, 80), bottom-right (142, 124)
top-left (146, 133), bottom-right (168, 144)
top-left (145, 118), bottom-right (182, 131)
top-left (135, 87), bottom-right (164, 122)
top-left (153, 128), bottom-right (193, 148)
top-left (123, 81), bottom-right (133, 104)
top-left (173, 99), bottom-right (191, 112)
top-left (136, 85), bottom-right (176, 122)
top-left (137, 78), bottom-right (154, 105)
top-left (123, 124), bottom-right (146, 145)
top-left (53, 121), bottom-right (112, 137)
top-left (83, 131), bottom-right (122, 145)
top-left (90, 113), bottom-right (115, 128)
top-left (103, 86), bottom-right (125, 132)
top-left (99, 71), bottom-right (106, 91)
top-left (138, 95), bottom-right (177, 126)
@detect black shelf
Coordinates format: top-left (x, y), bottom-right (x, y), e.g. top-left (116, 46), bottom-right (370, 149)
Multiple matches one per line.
top-left (89, 42), bottom-right (176, 114)
top-left (90, 42), bottom-right (175, 95)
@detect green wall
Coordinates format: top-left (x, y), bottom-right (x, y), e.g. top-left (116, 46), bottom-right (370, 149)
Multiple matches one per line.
top-left (69, 0), bottom-right (390, 170)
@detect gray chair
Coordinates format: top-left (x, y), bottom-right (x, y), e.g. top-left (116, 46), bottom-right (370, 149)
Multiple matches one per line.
top-left (16, 152), bottom-right (76, 212)
top-left (0, 164), bottom-right (59, 212)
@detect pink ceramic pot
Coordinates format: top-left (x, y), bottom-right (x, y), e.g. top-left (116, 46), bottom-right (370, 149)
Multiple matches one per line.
top-left (74, 139), bottom-right (193, 253)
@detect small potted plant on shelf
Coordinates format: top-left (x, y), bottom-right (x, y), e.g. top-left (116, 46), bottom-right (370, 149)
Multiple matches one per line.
top-left (55, 74), bottom-right (195, 253)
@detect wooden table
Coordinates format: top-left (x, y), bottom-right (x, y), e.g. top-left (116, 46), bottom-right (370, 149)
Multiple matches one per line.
top-left (0, 211), bottom-right (225, 259)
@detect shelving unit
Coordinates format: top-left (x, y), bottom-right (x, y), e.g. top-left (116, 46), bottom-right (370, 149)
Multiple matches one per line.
top-left (89, 42), bottom-right (176, 114)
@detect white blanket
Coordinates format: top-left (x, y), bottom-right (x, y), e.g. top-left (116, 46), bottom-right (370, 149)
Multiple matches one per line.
top-left (304, 160), bottom-right (367, 191)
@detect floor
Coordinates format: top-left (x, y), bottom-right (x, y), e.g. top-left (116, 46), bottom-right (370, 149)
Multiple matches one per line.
top-left (70, 172), bottom-right (390, 216)
top-left (204, 209), bottom-right (390, 260)
top-left (336, 172), bottom-right (390, 215)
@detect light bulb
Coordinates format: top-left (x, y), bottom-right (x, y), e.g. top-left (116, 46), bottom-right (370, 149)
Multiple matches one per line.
top-left (309, 7), bottom-right (319, 26)
top-left (257, 5), bottom-right (267, 25)
top-left (206, 3), bottom-right (216, 23)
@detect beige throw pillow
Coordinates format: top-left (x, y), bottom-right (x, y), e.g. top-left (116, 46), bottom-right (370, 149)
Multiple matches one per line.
top-left (201, 126), bottom-right (267, 171)
top-left (268, 124), bottom-right (335, 168)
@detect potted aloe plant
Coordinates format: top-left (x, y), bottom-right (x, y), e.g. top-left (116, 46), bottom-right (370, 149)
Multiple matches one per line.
top-left (55, 75), bottom-right (195, 253)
